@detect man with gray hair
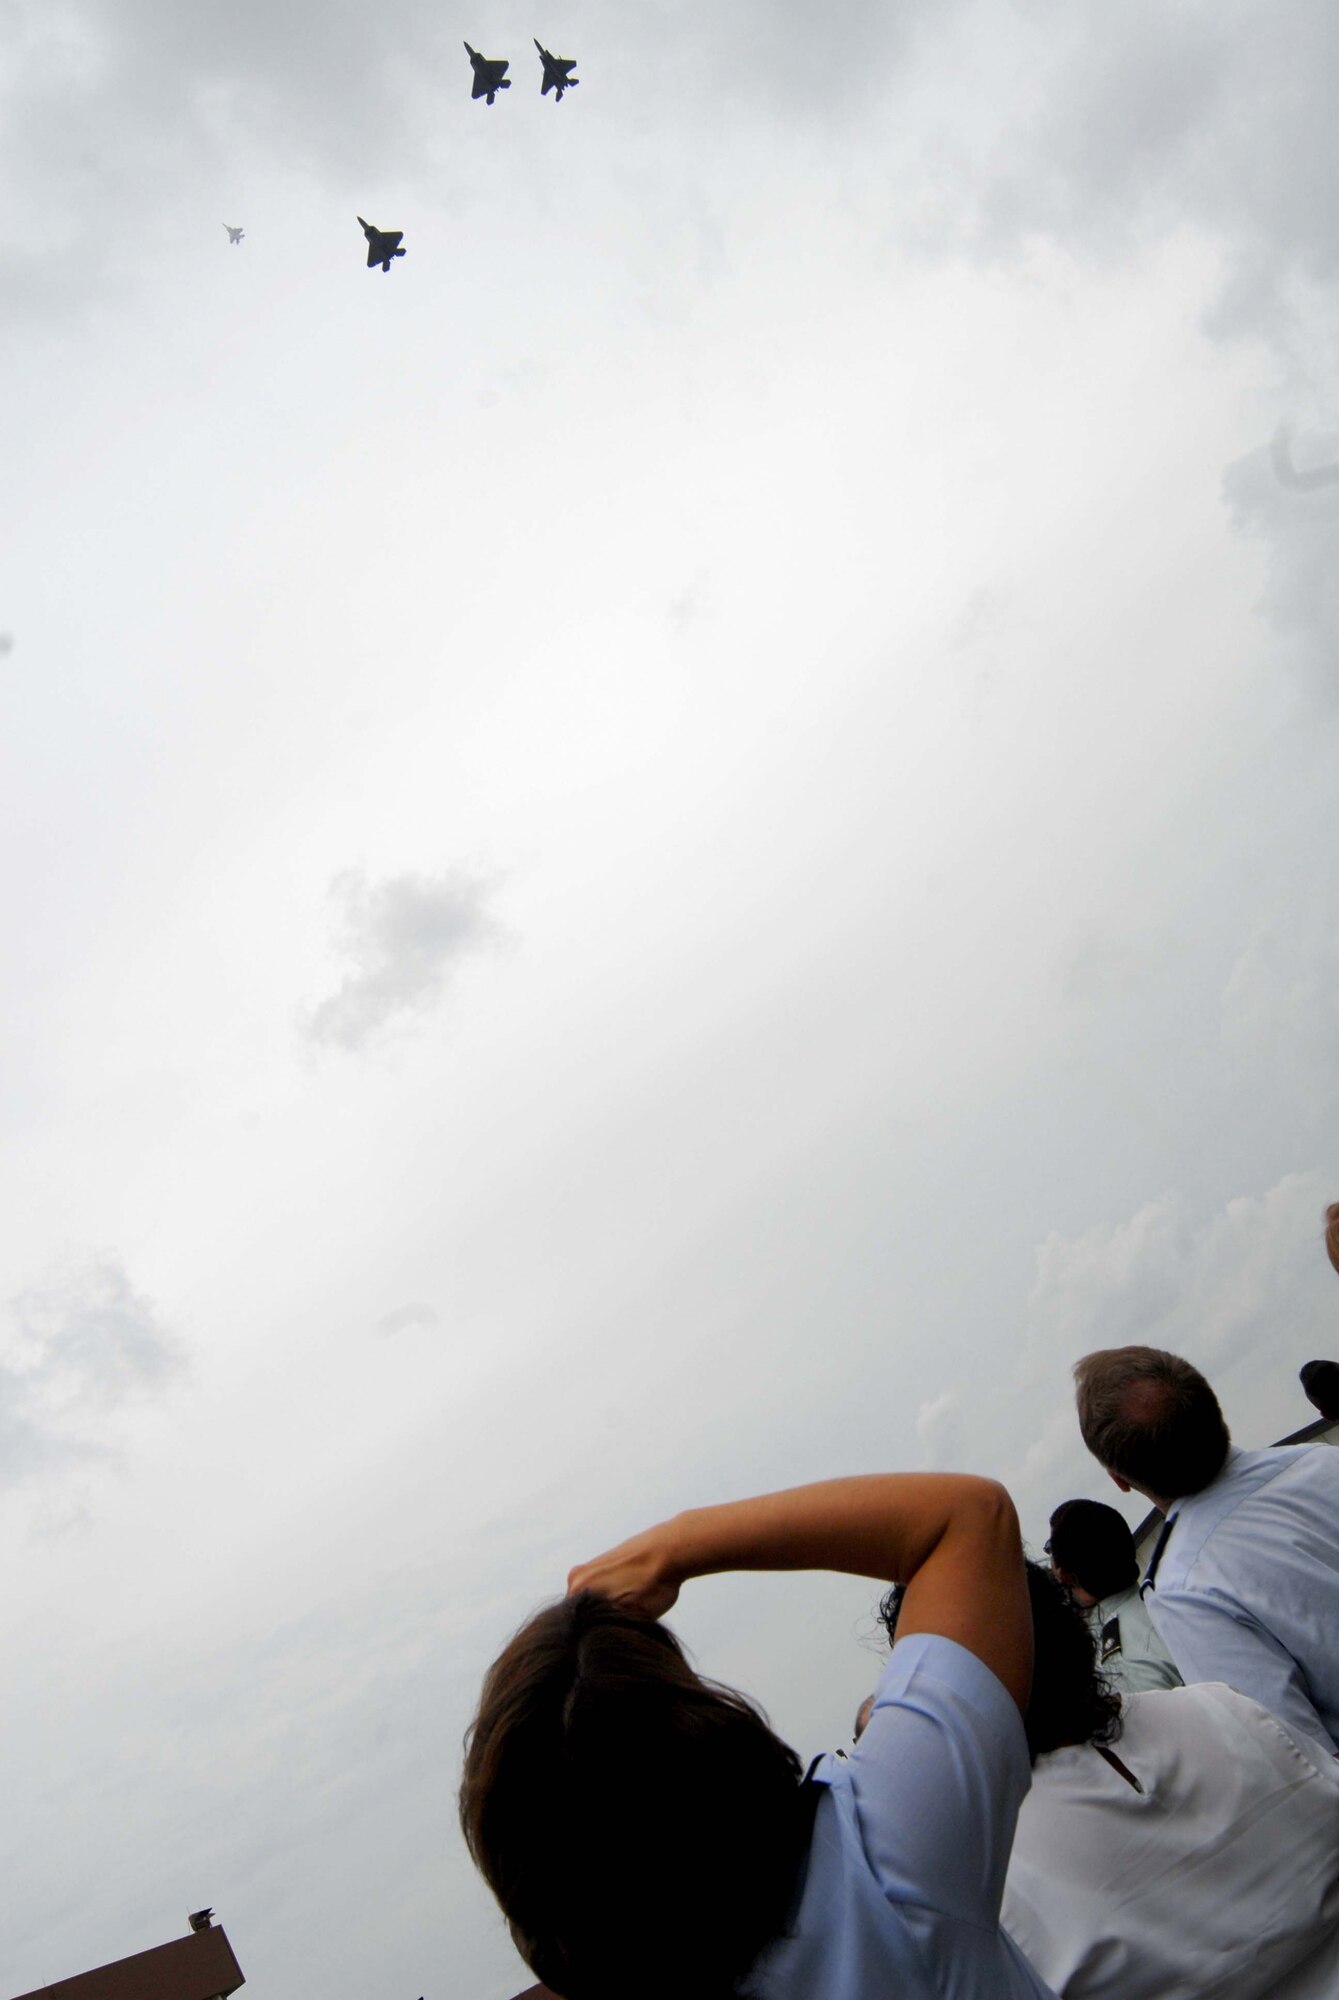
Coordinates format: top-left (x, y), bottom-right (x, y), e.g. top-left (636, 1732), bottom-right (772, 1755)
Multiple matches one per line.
top-left (1073, 1344), bottom-right (1339, 1751)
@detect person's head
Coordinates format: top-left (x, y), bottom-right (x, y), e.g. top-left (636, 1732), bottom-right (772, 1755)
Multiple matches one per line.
top-left (459, 1592), bottom-right (808, 2000)
top-left (877, 1562), bottom-right (1122, 1763)
top-left (1046, 1498), bottom-right (1139, 1605)
top-left (1326, 1203), bottom-right (1339, 1280)
top-left (1300, 1359), bottom-right (1339, 1422)
top-left (1073, 1346), bottom-right (1230, 1502)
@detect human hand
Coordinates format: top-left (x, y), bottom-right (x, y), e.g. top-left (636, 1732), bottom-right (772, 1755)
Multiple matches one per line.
top-left (567, 1521), bottom-right (682, 1619)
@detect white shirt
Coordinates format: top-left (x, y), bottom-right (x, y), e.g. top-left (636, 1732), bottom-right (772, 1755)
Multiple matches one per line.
top-left (1144, 1443), bottom-right (1339, 1749)
top-left (1001, 1682), bottom-right (1339, 2000)
top-left (748, 1633), bottom-right (1057, 2000)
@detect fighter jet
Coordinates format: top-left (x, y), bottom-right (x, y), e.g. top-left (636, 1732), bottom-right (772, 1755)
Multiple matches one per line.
top-left (358, 216), bottom-right (406, 272)
top-left (464, 43), bottom-right (511, 103)
top-left (223, 225), bottom-right (244, 244)
top-left (534, 40), bottom-right (579, 99)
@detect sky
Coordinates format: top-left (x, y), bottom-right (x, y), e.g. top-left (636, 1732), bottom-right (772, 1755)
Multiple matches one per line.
top-left (2, 0), bottom-right (1339, 1993)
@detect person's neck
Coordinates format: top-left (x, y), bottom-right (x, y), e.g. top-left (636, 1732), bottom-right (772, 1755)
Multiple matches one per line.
top-left (1123, 1480), bottom-right (1175, 1515)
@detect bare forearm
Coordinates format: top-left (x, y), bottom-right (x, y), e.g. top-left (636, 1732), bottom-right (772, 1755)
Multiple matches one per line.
top-left (664, 1473), bottom-right (1013, 1588)
top-left (567, 1469), bottom-right (1030, 1709)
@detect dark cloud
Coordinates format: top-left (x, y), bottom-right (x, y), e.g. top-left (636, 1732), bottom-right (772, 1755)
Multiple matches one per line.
top-left (0, 1254), bottom-right (182, 1484)
top-left (306, 866), bottom-right (500, 1052)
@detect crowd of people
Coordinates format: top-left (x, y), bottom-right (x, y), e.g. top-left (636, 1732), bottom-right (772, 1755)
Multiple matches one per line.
top-left (460, 1199), bottom-right (1339, 2000)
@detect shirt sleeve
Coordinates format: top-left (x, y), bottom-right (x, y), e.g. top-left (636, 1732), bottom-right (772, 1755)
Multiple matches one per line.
top-left (1146, 1587), bottom-right (1332, 1746)
top-left (845, 1631), bottom-right (1032, 1926)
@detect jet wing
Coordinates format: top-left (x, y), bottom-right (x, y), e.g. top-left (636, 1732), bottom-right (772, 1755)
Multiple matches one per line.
top-left (366, 231), bottom-right (403, 266)
top-left (471, 71), bottom-right (492, 96)
top-left (541, 70), bottom-right (555, 93)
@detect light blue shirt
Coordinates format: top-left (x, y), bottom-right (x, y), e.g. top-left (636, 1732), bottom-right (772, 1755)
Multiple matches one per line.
top-left (1143, 1443), bottom-right (1339, 1751)
top-left (746, 1633), bottom-right (1058, 2000)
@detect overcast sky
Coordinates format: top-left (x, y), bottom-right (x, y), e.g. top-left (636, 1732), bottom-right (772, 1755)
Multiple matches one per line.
top-left (3, 1), bottom-right (1339, 1994)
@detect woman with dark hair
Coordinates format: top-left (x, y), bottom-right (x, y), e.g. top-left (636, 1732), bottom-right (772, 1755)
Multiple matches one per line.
top-left (461, 1473), bottom-right (1059, 2000)
top-left (879, 1562), bottom-right (1339, 2000)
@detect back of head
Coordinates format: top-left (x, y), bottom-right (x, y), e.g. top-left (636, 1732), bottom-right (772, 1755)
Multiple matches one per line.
top-left (1047, 1498), bottom-right (1139, 1600)
top-left (1300, 1359), bottom-right (1339, 1422)
top-left (1073, 1346), bottom-right (1230, 1499)
top-left (460, 1593), bottom-right (806, 2000)
top-left (878, 1563), bottom-right (1121, 1762)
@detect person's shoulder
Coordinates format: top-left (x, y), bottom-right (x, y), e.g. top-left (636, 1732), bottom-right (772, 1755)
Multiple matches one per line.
top-left (857, 1632), bottom-right (1030, 1799)
top-left (875, 1629), bottom-right (1021, 1724)
top-left (1275, 1441), bottom-right (1339, 1485)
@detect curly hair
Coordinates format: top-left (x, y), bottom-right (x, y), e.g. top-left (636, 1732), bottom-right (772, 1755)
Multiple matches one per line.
top-left (877, 1560), bottom-right (1123, 1763)
top-left (460, 1592), bottom-right (809, 2000)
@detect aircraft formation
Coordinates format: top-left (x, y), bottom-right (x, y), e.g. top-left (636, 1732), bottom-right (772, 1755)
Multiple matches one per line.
top-left (465, 40), bottom-right (579, 103)
top-left (225, 41), bottom-right (579, 275)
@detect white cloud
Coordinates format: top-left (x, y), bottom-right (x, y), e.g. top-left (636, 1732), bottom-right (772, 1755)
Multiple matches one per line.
top-left (1027, 1171), bottom-right (1337, 1405)
top-left (0, 1254), bottom-right (182, 1485)
top-left (305, 867), bottom-right (500, 1052)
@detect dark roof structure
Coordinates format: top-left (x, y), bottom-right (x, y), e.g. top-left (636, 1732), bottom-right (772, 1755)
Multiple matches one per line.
top-left (9, 1921), bottom-right (244, 2000)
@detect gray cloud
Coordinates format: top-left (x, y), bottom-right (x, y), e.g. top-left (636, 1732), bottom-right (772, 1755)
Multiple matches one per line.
top-left (882, 2), bottom-right (1339, 367)
top-left (373, 1301), bottom-right (440, 1338)
top-left (1223, 431), bottom-right (1339, 690)
top-left (306, 867), bottom-right (499, 1052)
top-left (0, 1254), bottom-right (182, 1485)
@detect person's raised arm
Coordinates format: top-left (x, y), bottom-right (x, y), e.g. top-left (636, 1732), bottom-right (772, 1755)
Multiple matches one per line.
top-left (568, 1472), bottom-right (1031, 1713)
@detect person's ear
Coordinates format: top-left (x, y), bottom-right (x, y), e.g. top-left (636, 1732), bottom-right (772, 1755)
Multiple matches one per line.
top-left (1107, 1469), bottom-right (1131, 1494)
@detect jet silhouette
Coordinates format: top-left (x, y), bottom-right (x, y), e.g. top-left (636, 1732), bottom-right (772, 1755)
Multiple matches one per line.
top-left (224, 225), bottom-right (244, 244)
top-left (358, 216), bottom-right (406, 272)
top-left (534, 40), bottom-right (579, 99)
top-left (464, 42), bottom-right (511, 103)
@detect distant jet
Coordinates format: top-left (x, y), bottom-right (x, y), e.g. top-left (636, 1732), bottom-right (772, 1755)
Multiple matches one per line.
top-left (534, 40), bottom-right (579, 99)
top-left (464, 42), bottom-right (510, 103)
top-left (358, 216), bottom-right (406, 272)
top-left (223, 225), bottom-right (244, 245)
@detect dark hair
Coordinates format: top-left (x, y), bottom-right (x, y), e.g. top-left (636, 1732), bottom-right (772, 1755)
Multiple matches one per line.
top-left (1073, 1346), bottom-right (1230, 1498)
top-left (1300, 1359), bottom-right (1339, 1422)
top-left (877, 1562), bottom-right (1123, 1764)
top-left (459, 1592), bottom-right (807, 2000)
top-left (1046, 1498), bottom-right (1138, 1599)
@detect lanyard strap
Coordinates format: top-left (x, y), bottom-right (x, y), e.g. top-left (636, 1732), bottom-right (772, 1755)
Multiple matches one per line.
top-left (1139, 1512), bottom-right (1177, 1596)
